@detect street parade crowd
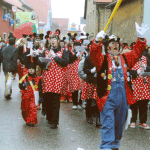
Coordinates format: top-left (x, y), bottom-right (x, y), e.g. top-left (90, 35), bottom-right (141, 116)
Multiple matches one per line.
top-left (0, 22), bottom-right (150, 150)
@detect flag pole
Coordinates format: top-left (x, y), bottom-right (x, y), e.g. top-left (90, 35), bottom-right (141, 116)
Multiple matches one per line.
top-left (104, 0), bottom-right (123, 32)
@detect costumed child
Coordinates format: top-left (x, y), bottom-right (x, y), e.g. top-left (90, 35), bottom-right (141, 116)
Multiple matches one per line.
top-left (21, 33), bottom-right (43, 110)
top-left (19, 63), bottom-right (43, 127)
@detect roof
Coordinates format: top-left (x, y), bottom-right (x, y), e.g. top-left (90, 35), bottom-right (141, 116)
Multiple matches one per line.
top-left (84, 0), bottom-right (87, 19)
top-left (24, 0), bottom-right (50, 23)
top-left (20, 0), bottom-right (33, 11)
top-left (3, 0), bottom-right (23, 10)
top-left (71, 22), bottom-right (76, 25)
top-left (52, 18), bottom-right (69, 34)
top-left (39, 21), bottom-right (46, 25)
top-left (84, 0), bottom-right (113, 19)
top-left (70, 28), bottom-right (78, 31)
top-left (93, 0), bottom-right (113, 2)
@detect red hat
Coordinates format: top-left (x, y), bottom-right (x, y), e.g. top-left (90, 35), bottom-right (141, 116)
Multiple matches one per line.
top-left (55, 29), bottom-right (60, 36)
top-left (49, 31), bottom-right (53, 36)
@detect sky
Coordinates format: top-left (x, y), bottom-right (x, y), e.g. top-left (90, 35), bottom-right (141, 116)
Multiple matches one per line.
top-left (51, 0), bottom-right (85, 26)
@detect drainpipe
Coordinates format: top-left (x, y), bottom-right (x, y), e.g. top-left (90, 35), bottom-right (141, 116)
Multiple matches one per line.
top-left (97, 8), bottom-right (100, 32)
top-left (105, 7), bottom-right (106, 28)
top-left (105, 1), bottom-right (117, 8)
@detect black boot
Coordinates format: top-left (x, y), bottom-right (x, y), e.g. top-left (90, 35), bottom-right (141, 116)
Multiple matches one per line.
top-left (51, 124), bottom-right (58, 129)
top-left (112, 149), bottom-right (119, 150)
top-left (5, 94), bottom-right (11, 99)
top-left (96, 115), bottom-right (102, 127)
top-left (87, 117), bottom-right (93, 124)
top-left (26, 123), bottom-right (34, 127)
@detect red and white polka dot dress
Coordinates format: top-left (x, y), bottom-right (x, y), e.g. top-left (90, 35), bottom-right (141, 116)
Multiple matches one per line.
top-left (131, 56), bottom-right (150, 101)
top-left (67, 59), bottom-right (82, 93)
top-left (61, 66), bottom-right (68, 95)
top-left (81, 82), bottom-right (97, 100)
top-left (42, 50), bottom-right (65, 94)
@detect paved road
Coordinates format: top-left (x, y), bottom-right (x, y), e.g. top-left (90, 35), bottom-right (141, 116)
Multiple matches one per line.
top-left (0, 72), bottom-right (150, 150)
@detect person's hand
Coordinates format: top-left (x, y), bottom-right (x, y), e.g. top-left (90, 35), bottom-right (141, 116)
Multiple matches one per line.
top-left (95, 30), bottom-right (106, 41)
top-left (135, 22), bottom-right (149, 38)
top-left (17, 59), bottom-right (20, 65)
top-left (76, 52), bottom-right (80, 57)
top-left (94, 73), bottom-right (97, 77)
top-left (91, 67), bottom-right (96, 73)
top-left (32, 51), bottom-right (37, 57)
top-left (50, 50), bottom-right (56, 58)
top-left (65, 44), bottom-right (68, 52)
top-left (140, 67), bottom-right (144, 74)
top-left (39, 49), bottom-right (43, 54)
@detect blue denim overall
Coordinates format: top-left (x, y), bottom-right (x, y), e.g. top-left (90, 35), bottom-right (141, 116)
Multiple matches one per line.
top-left (100, 68), bottom-right (129, 150)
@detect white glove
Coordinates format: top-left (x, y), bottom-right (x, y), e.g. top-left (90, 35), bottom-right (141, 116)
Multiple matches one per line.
top-left (137, 68), bottom-right (141, 75)
top-left (91, 67), bottom-right (96, 73)
top-left (94, 73), bottom-right (97, 77)
top-left (96, 30), bottom-right (106, 41)
top-left (135, 22), bottom-right (149, 38)
top-left (50, 50), bottom-right (56, 58)
top-left (31, 50), bottom-right (39, 57)
top-left (76, 51), bottom-right (80, 57)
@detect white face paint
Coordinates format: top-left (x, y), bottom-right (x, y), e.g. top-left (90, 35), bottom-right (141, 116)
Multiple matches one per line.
top-left (50, 38), bottom-right (58, 48)
top-left (107, 41), bottom-right (120, 55)
top-left (28, 68), bottom-right (35, 74)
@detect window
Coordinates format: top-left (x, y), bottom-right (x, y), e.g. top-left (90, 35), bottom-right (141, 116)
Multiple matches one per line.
top-left (2, 6), bottom-right (7, 21)
top-left (3, 33), bottom-right (7, 41)
top-left (8, 9), bottom-right (12, 18)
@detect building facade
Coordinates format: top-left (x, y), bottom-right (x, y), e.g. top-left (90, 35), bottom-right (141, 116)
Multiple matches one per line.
top-left (52, 18), bottom-right (69, 39)
top-left (84, 0), bottom-right (113, 40)
top-left (110, 0), bottom-right (144, 44)
top-left (84, 0), bottom-right (145, 44)
top-left (25, 0), bottom-right (59, 37)
top-left (0, 0), bottom-right (34, 41)
top-left (19, 0), bottom-right (33, 12)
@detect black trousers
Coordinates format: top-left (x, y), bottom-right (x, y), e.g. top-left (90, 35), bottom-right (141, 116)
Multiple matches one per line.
top-left (130, 99), bottom-right (149, 124)
top-left (86, 99), bottom-right (100, 118)
top-left (72, 90), bottom-right (78, 106)
top-left (44, 92), bottom-right (61, 125)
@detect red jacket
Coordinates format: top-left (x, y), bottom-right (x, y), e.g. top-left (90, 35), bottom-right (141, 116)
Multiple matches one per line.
top-left (90, 38), bottom-right (147, 111)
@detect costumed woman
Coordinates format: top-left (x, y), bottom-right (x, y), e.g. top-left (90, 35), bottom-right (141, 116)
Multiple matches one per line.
top-left (38, 29), bottom-right (69, 129)
top-left (129, 55), bottom-right (150, 129)
top-left (67, 34), bottom-right (83, 109)
top-left (60, 33), bottom-right (80, 103)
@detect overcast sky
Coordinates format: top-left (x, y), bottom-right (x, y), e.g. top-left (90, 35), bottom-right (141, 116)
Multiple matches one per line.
top-left (51, 0), bottom-right (85, 25)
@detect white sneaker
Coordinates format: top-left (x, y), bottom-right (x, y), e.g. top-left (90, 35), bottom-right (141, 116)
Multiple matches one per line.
top-left (78, 105), bottom-right (83, 110)
top-left (130, 122), bottom-right (136, 128)
top-left (72, 105), bottom-right (78, 110)
top-left (139, 123), bottom-right (150, 129)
